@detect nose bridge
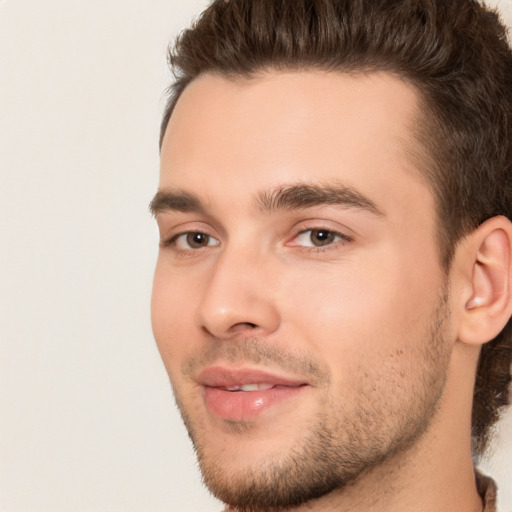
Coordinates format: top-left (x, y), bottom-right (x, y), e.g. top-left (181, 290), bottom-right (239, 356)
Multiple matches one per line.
top-left (198, 242), bottom-right (280, 338)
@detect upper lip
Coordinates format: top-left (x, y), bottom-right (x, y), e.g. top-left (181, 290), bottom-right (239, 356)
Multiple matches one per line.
top-left (197, 366), bottom-right (309, 388)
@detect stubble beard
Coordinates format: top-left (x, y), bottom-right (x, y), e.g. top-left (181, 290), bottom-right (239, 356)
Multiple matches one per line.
top-left (171, 289), bottom-right (453, 512)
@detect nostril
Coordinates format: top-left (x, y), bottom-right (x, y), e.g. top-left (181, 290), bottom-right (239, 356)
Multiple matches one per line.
top-left (201, 321), bottom-right (259, 338)
top-left (232, 322), bottom-right (258, 331)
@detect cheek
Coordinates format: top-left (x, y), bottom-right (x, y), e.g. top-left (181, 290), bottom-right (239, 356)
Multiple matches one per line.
top-left (280, 248), bottom-right (442, 369)
top-left (151, 259), bottom-right (199, 373)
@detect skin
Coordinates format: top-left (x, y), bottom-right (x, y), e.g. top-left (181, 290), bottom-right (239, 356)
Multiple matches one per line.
top-left (151, 71), bottom-right (486, 512)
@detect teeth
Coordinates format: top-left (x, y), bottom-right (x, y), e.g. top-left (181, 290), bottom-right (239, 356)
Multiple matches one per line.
top-left (225, 383), bottom-right (274, 392)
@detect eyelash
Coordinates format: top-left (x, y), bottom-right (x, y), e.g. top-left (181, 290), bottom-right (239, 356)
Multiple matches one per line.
top-left (160, 227), bottom-right (352, 255)
top-left (290, 227), bottom-right (352, 252)
top-left (160, 231), bottom-right (219, 253)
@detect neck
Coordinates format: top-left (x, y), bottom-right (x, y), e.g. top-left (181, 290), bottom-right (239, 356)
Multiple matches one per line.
top-left (293, 424), bottom-right (482, 512)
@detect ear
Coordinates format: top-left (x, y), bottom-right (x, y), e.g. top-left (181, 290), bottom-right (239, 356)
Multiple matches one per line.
top-left (455, 216), bottom-right (512, 346)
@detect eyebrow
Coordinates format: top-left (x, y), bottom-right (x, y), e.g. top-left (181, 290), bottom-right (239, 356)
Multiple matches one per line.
top-left (257, 183), bottom-right (384, 216)
top-left (149, 183), bottom-right (384, 217)
top-left (149, 190), bottom-right (205, 216)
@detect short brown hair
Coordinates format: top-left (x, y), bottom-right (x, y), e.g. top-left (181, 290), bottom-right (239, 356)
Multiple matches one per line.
top-left (160, 0), bottom-right (512, 456)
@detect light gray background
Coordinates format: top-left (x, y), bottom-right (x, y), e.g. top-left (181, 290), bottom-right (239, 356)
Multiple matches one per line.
top-left (1, 1), bottom-right (511, 511)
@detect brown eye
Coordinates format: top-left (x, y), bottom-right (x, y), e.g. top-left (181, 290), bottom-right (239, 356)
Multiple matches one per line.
top-left (309, 229), bottom-right (337, 246)
top-left (186, 232), bottom-right (211, 248)
top-left (293, 228), bottom-right (345, 248)
top-left (171, 231), bottom-right (220, 251)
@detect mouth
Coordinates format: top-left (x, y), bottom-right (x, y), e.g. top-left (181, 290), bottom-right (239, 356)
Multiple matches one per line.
top-left (197, 366), bottom-right (310, 421)
top-left (223, 383), bottom-right (279, 391)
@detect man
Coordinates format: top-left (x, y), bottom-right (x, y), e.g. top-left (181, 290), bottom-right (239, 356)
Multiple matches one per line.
top-left (150, 0), bottom-right (512, 511)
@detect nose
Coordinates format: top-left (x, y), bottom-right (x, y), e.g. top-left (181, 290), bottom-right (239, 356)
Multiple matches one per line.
top-left (198, 248), bottom-right (281, 339)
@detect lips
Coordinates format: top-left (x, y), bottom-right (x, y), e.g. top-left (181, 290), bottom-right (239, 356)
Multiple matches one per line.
top-left (197, 367), bottom-right (308, 421)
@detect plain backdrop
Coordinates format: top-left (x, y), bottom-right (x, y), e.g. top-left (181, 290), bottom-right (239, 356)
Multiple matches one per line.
top-left (1, 1), bottom-right (511, 511)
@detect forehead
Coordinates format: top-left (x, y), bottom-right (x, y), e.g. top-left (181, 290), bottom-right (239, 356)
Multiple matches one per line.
top-left (159, 70), bottom-right (431, 219)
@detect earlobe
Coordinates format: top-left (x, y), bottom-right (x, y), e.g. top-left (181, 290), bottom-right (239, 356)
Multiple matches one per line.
top-left (457, 216), bottom-right (512, 346)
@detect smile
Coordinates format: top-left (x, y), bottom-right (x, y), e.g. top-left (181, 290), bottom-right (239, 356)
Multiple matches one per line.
top-left (225, 383), bottom-right (275, 391)
top-left (197, 367), bottom-right (309, 421)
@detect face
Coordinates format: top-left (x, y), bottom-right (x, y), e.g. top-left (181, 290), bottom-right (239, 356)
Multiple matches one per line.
top-left (152, 71), bottom-right (454, 511)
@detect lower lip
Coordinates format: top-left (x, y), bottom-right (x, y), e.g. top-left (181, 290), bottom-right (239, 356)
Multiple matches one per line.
top-left (203, 385), bottom-right (306, 421)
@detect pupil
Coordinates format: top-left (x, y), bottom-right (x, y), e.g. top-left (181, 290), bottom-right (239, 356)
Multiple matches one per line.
top-left (188, 233), bottom-right (207, 247)
top-left (312, 230), bottom-right (334, 246)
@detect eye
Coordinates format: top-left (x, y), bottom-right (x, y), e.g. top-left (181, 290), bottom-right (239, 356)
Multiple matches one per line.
top-left (294, 229), bottom-right (345, 247)
top-left (172, 232), bottom-right (220, 250)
